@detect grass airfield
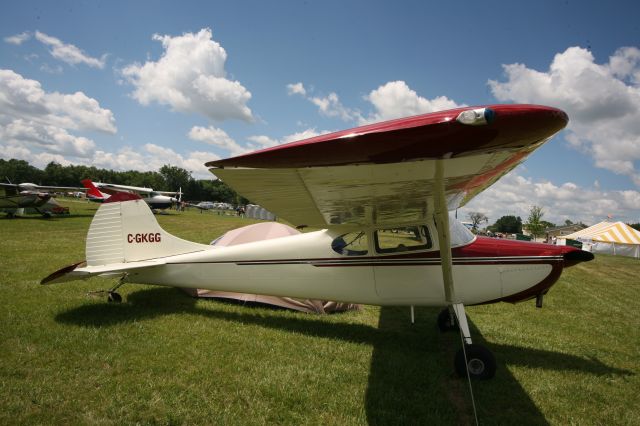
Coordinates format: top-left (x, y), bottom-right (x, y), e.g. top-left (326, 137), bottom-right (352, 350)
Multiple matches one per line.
top-left (1, 199), bottom-right (638, 425)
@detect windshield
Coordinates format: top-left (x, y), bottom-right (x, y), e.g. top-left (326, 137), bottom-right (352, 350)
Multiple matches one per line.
top-left (449, 214), bottom-right (475, 247)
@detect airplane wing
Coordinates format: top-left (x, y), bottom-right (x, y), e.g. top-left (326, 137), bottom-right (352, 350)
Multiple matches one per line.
top-left (0, 183), bottom-right (20, 196)
top-left (97, 183), bottom-right (154, 194)
top-left (0, 183), bottom-right (87, 194)
top-left (207, 104), bottom-right (568, 228)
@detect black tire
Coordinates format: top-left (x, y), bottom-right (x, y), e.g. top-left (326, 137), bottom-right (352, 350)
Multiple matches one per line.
top-left (454, 344), bottom-right (496, 380)
top-left (437, 308), bottom-right (458, 332)
top-left (107, 292), bottom-right (122, 303)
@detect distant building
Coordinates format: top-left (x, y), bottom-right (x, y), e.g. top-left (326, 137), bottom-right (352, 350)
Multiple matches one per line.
top-left (545, 223), bottom-right (588, 241)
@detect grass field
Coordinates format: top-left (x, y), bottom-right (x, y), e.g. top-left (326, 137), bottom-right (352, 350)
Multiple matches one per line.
top-left (1, 199), bottom-right (639, 425)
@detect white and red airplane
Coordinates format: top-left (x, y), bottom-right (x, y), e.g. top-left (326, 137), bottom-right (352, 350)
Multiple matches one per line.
top-left (81, 179), bottom-right (180, 210)
top-left (43, 104), bottom-right (594, 379)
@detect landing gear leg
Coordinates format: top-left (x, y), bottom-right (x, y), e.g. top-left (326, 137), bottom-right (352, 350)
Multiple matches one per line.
top-left (452, 303), bottom-right (496, 380)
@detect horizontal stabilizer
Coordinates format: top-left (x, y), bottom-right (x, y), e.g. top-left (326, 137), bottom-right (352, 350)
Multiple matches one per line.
top-left (41, 259), bottom-right (165, 285)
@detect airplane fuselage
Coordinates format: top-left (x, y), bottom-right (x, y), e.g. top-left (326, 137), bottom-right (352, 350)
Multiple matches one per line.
top-left (122, 226), bottom-right (584, 306)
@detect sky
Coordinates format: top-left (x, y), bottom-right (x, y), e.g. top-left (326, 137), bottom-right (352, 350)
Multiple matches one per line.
top-left (1, 0), bottom-right (640, 225)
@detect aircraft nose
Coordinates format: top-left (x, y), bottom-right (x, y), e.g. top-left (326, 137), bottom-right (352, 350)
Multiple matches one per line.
top-left (563, 248), bottom-right (594, 267)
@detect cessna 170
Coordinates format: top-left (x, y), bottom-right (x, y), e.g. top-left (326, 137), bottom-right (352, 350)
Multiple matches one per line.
top-left (43, 104), bottom-right (594, 379)
top-left (0, 182), bottom-right (86, 217)
top-left (81, 179), bottom-right (180, 210)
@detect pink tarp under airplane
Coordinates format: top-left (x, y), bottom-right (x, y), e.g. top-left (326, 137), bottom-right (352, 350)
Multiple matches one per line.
top-left (183, 222), bottom-right (360, 314)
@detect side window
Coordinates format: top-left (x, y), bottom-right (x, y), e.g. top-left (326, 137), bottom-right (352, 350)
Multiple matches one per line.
top-left (332, 232), bottom-right (368, 256)
top-left (375, 226), bottom-right (432, 254)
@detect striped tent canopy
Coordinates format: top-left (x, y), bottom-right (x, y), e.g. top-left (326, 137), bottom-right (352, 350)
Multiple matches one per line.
top-left (563, 221), bottom-right (640, 259)
top-left (564, 221), bottom-right (640, 244)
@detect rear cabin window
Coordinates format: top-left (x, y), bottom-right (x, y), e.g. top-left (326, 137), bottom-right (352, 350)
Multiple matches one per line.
top-left (375, 226), bottom-right (432, 254)
top-left (332, 232), bottom-right (368, 256)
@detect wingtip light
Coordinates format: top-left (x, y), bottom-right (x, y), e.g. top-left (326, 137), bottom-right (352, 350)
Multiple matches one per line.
top-left (456, 108), bottom-right (495, 126)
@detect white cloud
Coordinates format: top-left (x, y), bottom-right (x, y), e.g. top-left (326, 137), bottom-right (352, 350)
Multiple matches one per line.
top-left (247, 128), bottom-right (327, 151)
top-left (489, 46), bottom-right (640, 187)
top-left (460, 169), bottom-right (640, 225)
top-left (4, 32), bottom-right (31, 45)
top-left (361, 81), bottom-right (463, 124)
top-left (287, 82), bottom-right (360, 122)
top-left (1, 119), bottom-right (95, 157)
top-left (34, 31), bottom-right (106, 68)
top-left (1, 140), bottom-right (219, 180)
top-left (188, 125), bottom-right (246, 156)
top-left (288, 80), bottom-right (462, 125)
top-left (40, 63), bottom-right (63, 74)
top-left (0, 69), bottom-right (116, 162)
top-left (122, 28), bottom-right (253, 122)
top-left (188, 122), bottom-right (328, 158)
top-left (286, 82), bottom-right (306, 96)
top-left (310, 92), bottom-right (359, 121)
top-left (76, 144), bottom-right (217, 180)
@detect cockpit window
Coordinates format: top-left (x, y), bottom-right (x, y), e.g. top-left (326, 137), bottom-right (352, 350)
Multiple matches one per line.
top-left (375, 226), bottom-right (432, 254)
top-left (449, 215), bottom-right (475, 247)
top-left (331, 232), bottom-right (368, 256)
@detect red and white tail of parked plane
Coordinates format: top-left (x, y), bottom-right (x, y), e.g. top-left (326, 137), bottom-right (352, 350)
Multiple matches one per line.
top-left (44, 104), bottom-right (594, 379)
top-left (81, 179), bottom-right (179, 210)
top-left (81, 179), bottom-right (107, 202)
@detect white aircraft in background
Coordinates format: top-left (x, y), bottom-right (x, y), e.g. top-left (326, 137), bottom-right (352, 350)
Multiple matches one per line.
top-left (0, 182), bottom-right (86, 217)
top-left (44, 105), bottom-right (595, 380)
top-left (81, 179), bottom-right (180, 210)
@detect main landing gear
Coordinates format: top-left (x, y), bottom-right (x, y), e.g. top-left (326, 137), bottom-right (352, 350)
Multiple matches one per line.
top-left (438, 304), bottom-right (496, 380)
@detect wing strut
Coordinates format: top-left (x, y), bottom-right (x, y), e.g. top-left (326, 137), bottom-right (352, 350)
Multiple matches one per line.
top-left (433, 159), bottom-right (456, 307)
top-left (433, 159), bottom-right (472, 343)
top-left (433, 159), bottom-right (496, 381)
top-left (433, 160), bottom-right (471, 344)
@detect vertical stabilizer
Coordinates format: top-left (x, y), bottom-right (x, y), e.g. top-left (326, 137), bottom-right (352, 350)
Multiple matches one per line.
top-left (81, 179), bottom-right (107, 200)
top-left (86, 193), bottom-right (208, 266)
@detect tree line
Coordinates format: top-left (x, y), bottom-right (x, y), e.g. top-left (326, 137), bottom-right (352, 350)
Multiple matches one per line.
top-left (0, 159), bottom-right (247, 204)
top-left (470, 206), bottom-right (640, 235)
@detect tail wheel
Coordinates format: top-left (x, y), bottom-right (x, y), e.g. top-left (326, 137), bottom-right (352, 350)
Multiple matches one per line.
top-left (454, 344), bottom-right (496, 380)
top-left (107, 292), bottom-right (122, 303)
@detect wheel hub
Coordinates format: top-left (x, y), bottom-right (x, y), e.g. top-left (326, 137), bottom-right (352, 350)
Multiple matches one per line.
top-left (468, 358), bottom-right (485, 375)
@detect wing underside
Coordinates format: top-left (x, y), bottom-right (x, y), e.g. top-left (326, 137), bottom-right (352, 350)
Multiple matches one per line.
top-left (208, 105), bottom-right (568, 228)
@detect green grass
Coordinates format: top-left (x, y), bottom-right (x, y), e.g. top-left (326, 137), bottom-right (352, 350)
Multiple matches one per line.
top-left (1, 199), bottom-right (638, 425)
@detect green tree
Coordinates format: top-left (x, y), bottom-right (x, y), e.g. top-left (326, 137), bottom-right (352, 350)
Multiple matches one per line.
top-left (0, 159), bottom-right (44, 183)
top-left (489, 215), bottom-right (522, 234)
top-left (159, 165), bottom-right (191, 193)
top-left (526, 205), bottom-right (546, 239)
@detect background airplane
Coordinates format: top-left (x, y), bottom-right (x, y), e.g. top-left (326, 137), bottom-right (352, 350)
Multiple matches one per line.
top-left (81, 179), bottom-right (180, 210)
top-left (0, 182), bottom-right (86, 217)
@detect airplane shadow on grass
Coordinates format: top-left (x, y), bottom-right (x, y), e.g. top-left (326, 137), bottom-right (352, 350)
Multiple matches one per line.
top-left (56, 287), bottom-right (631, 425)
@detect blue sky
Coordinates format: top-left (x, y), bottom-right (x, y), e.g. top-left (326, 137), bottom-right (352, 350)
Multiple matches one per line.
top-left (1, 0), bottom-right (639, 224)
